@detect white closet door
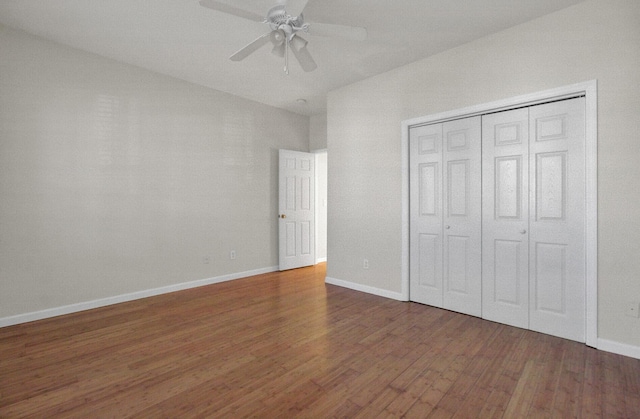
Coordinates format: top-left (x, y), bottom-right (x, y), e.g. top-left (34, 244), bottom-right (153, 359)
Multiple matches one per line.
top-left (442, 117), bottom-right (482, 317)
top-left (482, 108), bottom-right (530, 328)
top-left (409, 124), bottom-right (443, 307)
top-left (528, 98), bottom-right (586, 342)
top-left (482, 98), bottom-right (586, 342)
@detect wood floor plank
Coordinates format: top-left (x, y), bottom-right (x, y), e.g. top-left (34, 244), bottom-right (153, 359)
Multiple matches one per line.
top-left (602, 351), bottom-right (629, 417)
top-left (580, 346), bottom-right (604, 417)
top-left (500, 331), bottom-right (549, 418)
top-left (1, 263), bottom-right (639, 418)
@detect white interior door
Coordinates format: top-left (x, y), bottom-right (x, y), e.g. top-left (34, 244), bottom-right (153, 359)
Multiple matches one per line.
top-left (279, 149), bottom-right (315, 271)
top-left (528, 98), bottom-right (586, 342)
top-left (442, 117), bottom-right (482, 317)
top-left (482, 108), bottom-right (530, 328)
top-left (409, 124), bottom-right (443, 307)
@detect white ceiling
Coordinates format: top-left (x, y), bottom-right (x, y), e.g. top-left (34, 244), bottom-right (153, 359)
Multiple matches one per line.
top-left (0, 0), bottom-right (586, 116)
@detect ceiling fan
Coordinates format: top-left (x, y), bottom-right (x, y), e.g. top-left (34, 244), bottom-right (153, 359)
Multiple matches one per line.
top-left (199, 0), bottom-right (367, 74)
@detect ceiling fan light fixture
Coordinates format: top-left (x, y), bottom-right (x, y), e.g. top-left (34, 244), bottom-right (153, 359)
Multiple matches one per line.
top-left (270, 30), bottom-right (285, 45)
top-left (270, 30), bottom-right (286, 57)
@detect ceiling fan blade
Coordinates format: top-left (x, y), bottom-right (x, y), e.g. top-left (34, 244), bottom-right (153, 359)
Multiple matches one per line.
top-left (306, 22), bottom-right (367, 41)
top-left (290, 36), bottom-right (317, 72)
top-left (230, 32), bottom-right (272, 61)
top-left (199, 0), bottom-right (264, 22)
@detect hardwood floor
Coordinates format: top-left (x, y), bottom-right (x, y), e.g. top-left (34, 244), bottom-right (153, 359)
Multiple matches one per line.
top-left (1, 263), bottom-right (639, 418)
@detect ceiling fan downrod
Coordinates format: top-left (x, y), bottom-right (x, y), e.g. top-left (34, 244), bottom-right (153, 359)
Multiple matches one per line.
top-left (284, 37), bottom-right (289, 74)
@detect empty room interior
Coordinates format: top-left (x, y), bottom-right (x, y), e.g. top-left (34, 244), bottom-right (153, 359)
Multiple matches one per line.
top-left (1, 0), bottom-right (640, 417)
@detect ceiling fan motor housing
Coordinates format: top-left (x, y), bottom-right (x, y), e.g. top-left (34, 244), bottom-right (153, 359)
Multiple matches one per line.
top-left (266, 5), bottom-right (305, 34)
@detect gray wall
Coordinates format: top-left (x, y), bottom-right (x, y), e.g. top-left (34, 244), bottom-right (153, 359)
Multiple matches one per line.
top-left (327, 0), bottom-right (640, 349)
top-left (0, 24), bottom-right (309, 319)
top-left (309, 113), bottom-right (327, 151)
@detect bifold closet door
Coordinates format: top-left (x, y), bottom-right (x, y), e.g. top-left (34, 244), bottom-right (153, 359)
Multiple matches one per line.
top-left (410, 117), bottom-right (481, 317)
top-left (442, 117), bottom-right (482, 317)
top-left (482, 97), bottom-right (586, 342)
top-left (481, 108), bottom-right (530, 329)
top-left (410, 123), bottom-right (443, 308)
top-left (528, 98), bottom-right (586, 342)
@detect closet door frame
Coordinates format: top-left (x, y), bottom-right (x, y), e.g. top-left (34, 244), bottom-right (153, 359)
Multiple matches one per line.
top-left (401, 80), bottom-right (598, 347)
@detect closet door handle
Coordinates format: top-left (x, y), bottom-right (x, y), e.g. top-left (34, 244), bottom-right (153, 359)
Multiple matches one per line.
top-left (520, 229), bottom-right (527, 234)
top-left (445, 225), bottom-right (451, 230)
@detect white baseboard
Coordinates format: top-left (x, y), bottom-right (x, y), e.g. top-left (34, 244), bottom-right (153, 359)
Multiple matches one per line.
top-left (598, 338), bottom-right (640, 360)
top-left (315, 257), bottom-right (327, 264)
top-left (325, 276), bottom-right (406, 301)
top-left (0, 266), bottom-right (278, 328)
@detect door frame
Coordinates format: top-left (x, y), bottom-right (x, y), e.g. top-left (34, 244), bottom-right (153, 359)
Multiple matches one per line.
top-left (313, 149), bottom-right (328, 264)
top-left (400, 80), bottom-right (598, 347)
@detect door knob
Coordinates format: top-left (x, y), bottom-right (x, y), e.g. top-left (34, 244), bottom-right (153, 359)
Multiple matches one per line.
top-left (520, 229), bottom-right (527, 234)
top-left (445, 225), bottom-right (451, 229)
top-left (280, 214), bottom-right (286, 219)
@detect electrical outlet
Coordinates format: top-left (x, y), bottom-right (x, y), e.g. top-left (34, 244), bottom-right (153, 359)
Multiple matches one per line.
top-left (626, 302), bottom-right (640, 318)
top-left (363, 259), bottom-right (369, 269)
top-left (203, 256), bottom-right (210, 264)
top-left (230, 250), bottom-right (236, 260)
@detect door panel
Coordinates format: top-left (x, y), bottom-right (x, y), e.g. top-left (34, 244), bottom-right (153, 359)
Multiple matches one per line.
top-left (447, 160), bottom-right (469, 216)
top-left (495, 156), bottom-right (523, 219)
top-left (482, 108), bottom-right (530, 329)
top-left (446, 235), bottom-right (469, 293)
top-left (418, 233), bottom-right (440, 288)
top-left (419, 163), bottom-right (438, 216)
top-left (536, 152), bottom-right (567, 221)
top-left (410, 124), bottom-right (443, 307)
top-left (493, 239), bottom-right (523, 305)
top-left (279, 150), bottom-right (315, 271)
top-left (285, 222), bottom-right (296, 257)
top-left (533, 242), bottom-right (567, 314)
top-left (442, 117), bottom-right (481, 317)
top-left (529, 98), bottom-right (585, 342)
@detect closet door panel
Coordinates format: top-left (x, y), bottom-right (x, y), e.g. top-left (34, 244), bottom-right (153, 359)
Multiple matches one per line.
top-left (493, 239), bottom-right (524, 304)
top-left (443, 117), bottom-right (482, 317)
top-left (529, 98), bottom-right (586, 342)
top-left (482, 108), bottom-right (530, 328)
top-left (410, 124), bottom-right (443, 307)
